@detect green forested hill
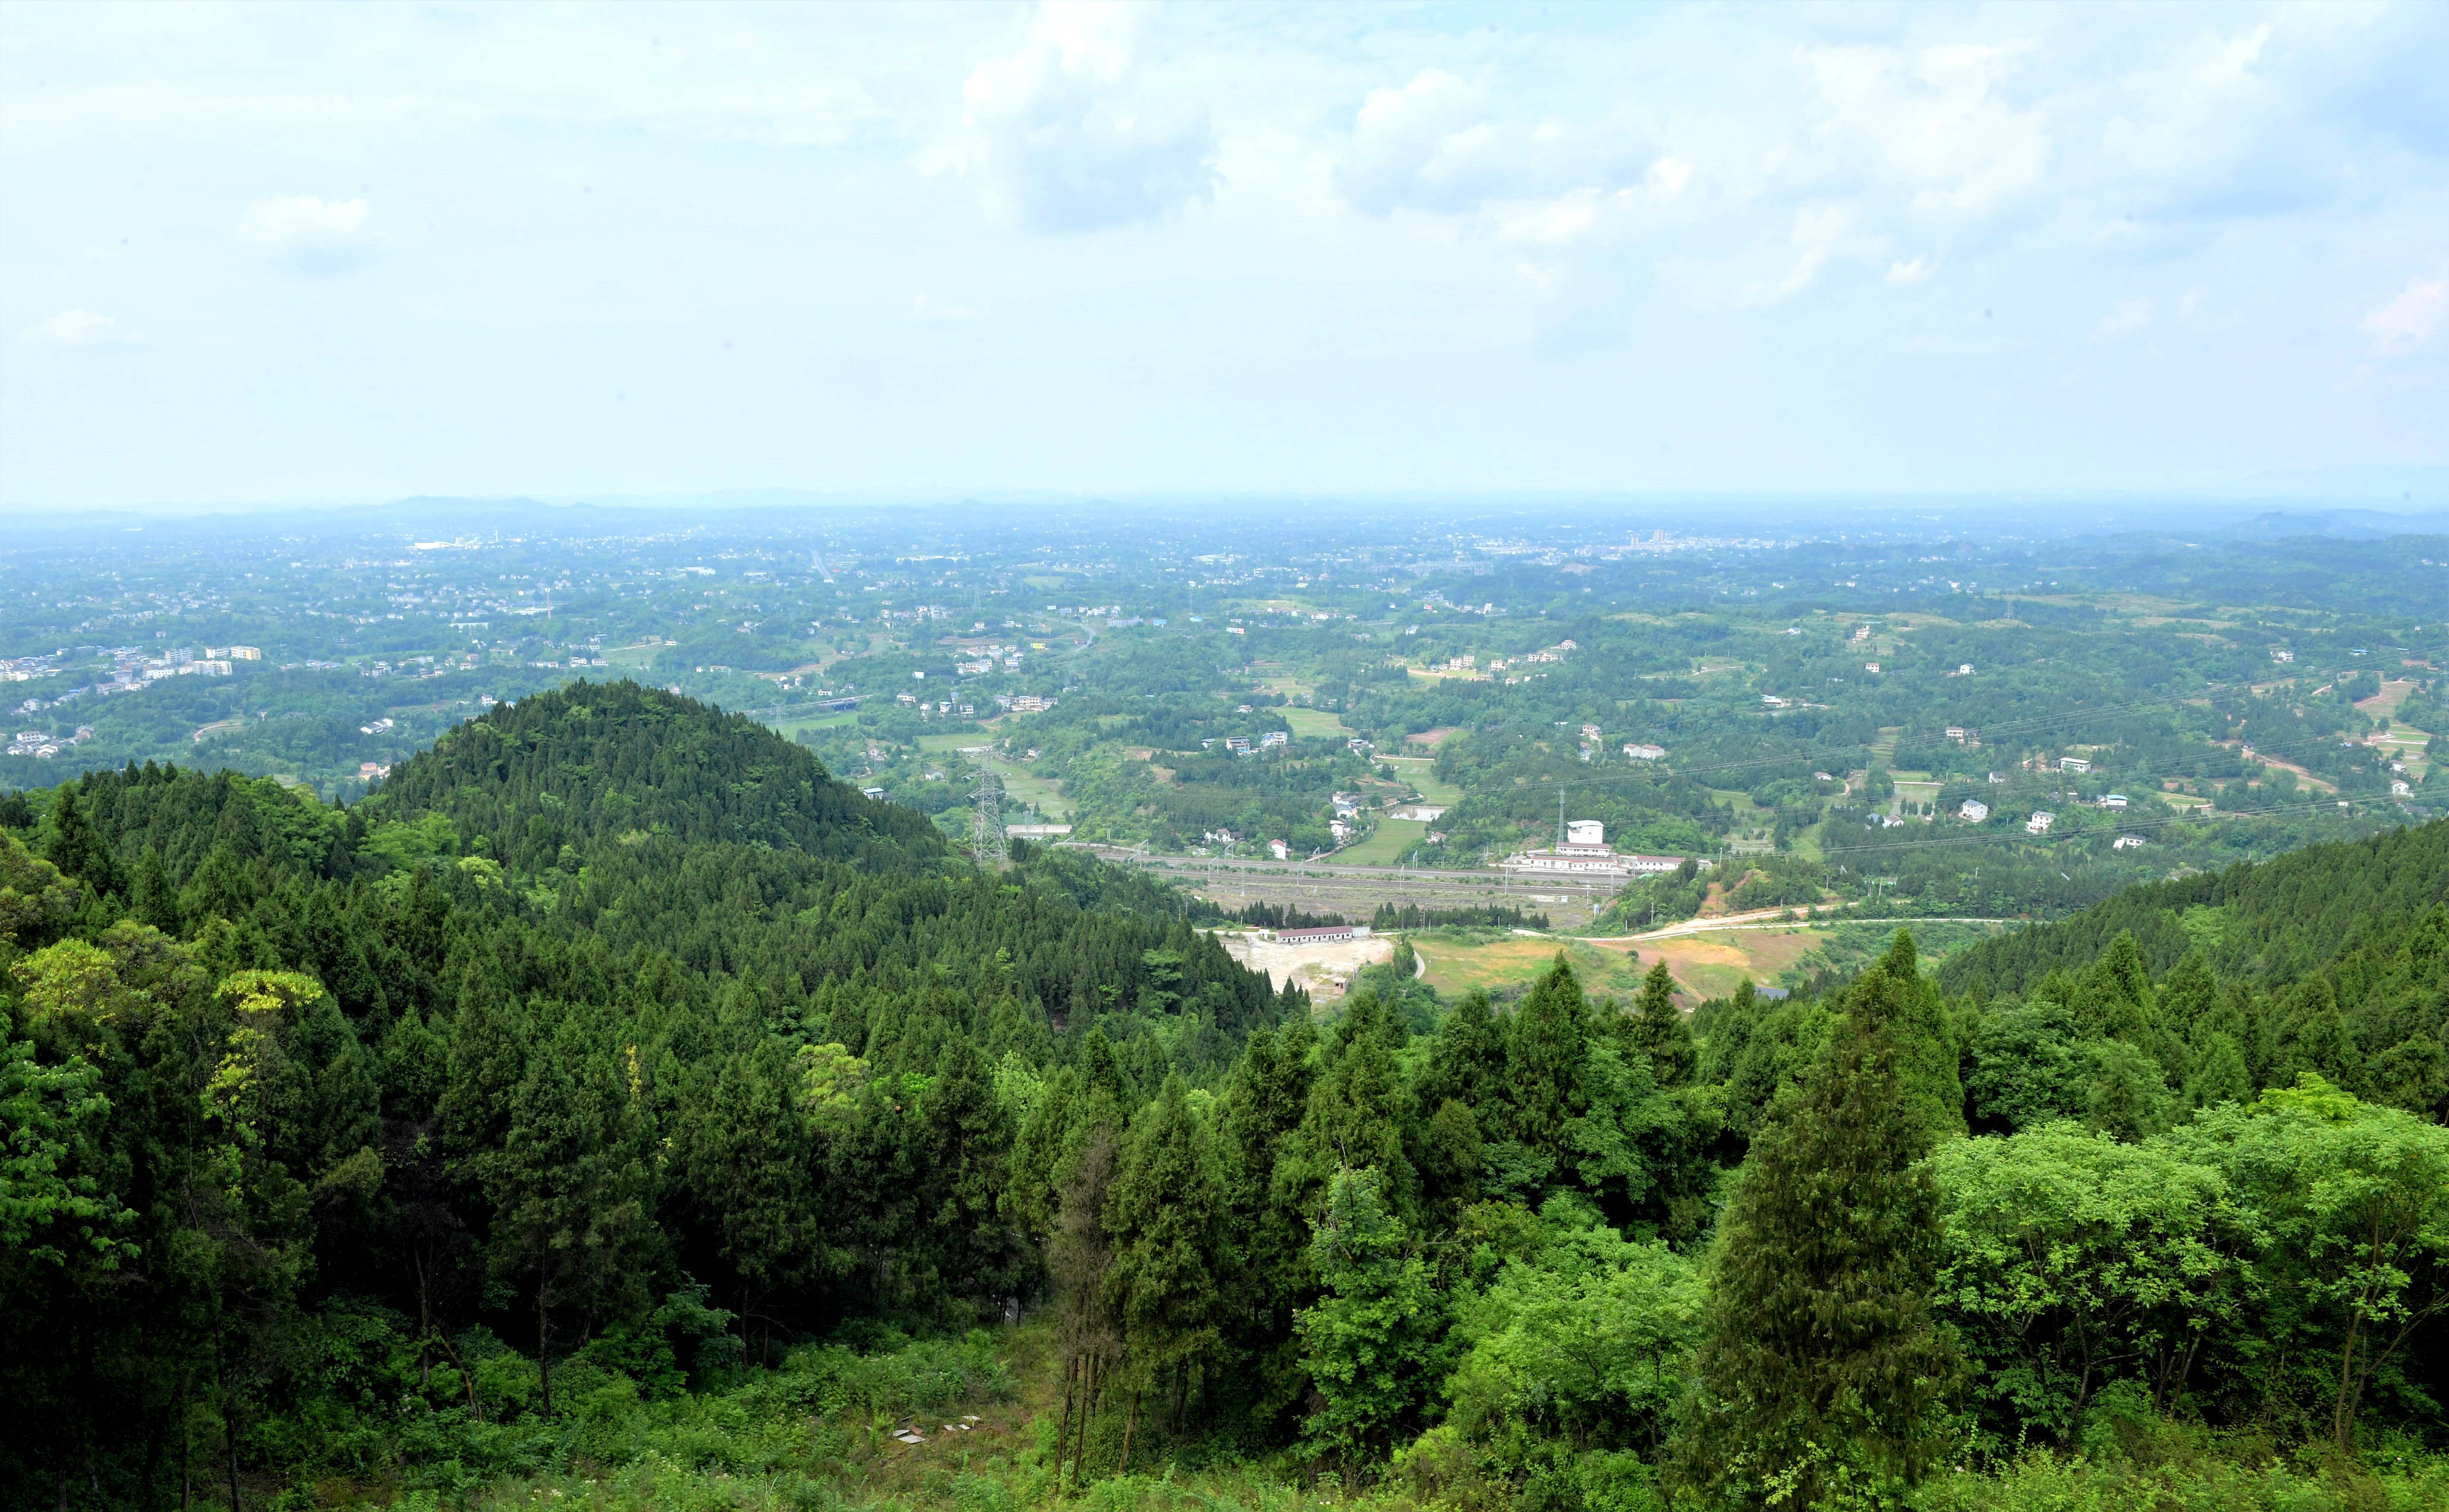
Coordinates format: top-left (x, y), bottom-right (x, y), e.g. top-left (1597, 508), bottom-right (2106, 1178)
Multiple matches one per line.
top-left (370, 680), bottom-right (944, 867)
top-left (0, 684), bottom-right (1297, 1508)
top-left (3, 688), bottom-right (2444, 1512)
top-left (1939, 818), bottom-right (2449, 1115)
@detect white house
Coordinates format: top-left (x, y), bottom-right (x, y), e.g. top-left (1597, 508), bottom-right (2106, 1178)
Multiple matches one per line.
top-left (1265, 923), bottom-right (1371, 944)
top-left (2060, 757), bottom-right (2091, 774)
top-left (2113, 834), bottom-right (2146, 849)
top-left (1566, 820), bottom-right (1606, 846)
top-left (1959, 799), bottom-right (1989, 823)
top-left (1268, 839), bottom-right (1290, 860)
top-left (2101, 793), bottom-right (2129, 809)
top-left (1622, 742), bottom-right (1666, 761)
top-left (2026, 811), bottom-right (2055, 834)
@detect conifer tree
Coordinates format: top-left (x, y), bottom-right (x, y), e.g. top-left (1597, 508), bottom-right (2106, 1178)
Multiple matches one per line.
top-left (1630, 959), bottom-right (1698, 1088)
top-left (1507, 956), bottom-right (1591, 1164)
top-left (679, 1041), bottom-right (819, 1355)
top-left (484, 1035), bottom-right (659, 1418)
top-left (1676, 941), bottom-right (1958, 1505)
top-left (1277, 993), bottom-right (1416, 1224)
top-left (1103, 1075), bottom-right (1226, 1449)
top-left (130, 846), bottom-right (180, 934)
top-left (1846, 931), bottom-right (1965, 1141)
top-left (921, 1037), bottom-right (1018, 1312)
top-left (1416, 987), bottom-right (1506, 1128)
top-left (41, 784), bottom-right (115, 902)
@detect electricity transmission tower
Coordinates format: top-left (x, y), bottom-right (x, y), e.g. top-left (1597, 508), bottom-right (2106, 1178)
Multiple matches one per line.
top-left (971, 766), bottom-right (1003, 867)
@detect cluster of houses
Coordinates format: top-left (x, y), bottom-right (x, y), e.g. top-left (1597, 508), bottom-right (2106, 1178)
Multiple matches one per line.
top-left (1501, 821), bottom-right (1698, 880)
top-left (1203, 730), bottom-right (1289, 754)
top-left (6, 724), bottom-right (94, 760)
top-left (953, 644), bottom-right (1028, 676)
top-left (1, 654), bottom-right (64, 685)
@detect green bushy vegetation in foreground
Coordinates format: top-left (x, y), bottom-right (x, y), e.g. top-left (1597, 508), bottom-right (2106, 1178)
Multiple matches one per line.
top-left (4, 683), bottom-right (2444, 1509)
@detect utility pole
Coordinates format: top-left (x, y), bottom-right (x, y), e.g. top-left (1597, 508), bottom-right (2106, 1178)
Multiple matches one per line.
top-left (971, 764), bottom-right (1003, 867)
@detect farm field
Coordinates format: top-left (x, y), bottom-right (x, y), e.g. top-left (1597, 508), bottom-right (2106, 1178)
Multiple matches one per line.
top-left (1334, 816), bottom-right (1425, 865)
top-left (769, 709), bottom-right (857, 742)
top-left (1381, 754), bottom-right (1460, 804)
top-left (1408, 921), bottom-right (1990, 1007)
top-left (1283, 705), bottom-right (1352, 738)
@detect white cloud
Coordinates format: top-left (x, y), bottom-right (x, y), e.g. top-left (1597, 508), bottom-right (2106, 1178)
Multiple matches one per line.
top-left (237, 194), bottom-right (376, 272)
top-left (1496, 187), bottom-right (1610, 247)
top-left (1336, 68), bottom-right (1652, 218)
top-left (1735, 203), bottom-right (1863, 305)
top-left (1808, 41), bottom-right (2052, 219)
top-left (2096, 297), bottom-right (2155, 339)
top-left (1887, 256), bottom-right (1934, 286)
top-left (2362, 271), bottom-right (2445, 357)
top-left (21, 308), bottom-right (138, 348)
top-left (909, 294), bottom-right (980, 322)
top-left (958, 1), bottom-right (1216, 233)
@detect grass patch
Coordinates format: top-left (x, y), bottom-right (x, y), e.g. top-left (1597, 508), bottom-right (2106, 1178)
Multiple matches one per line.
top-left (1381, 756), bottom-right (1460, 805)
top-left (1283, 706), bottom-right (1351, 738)
top-left (1336, 817), bottom-right (1425, 865)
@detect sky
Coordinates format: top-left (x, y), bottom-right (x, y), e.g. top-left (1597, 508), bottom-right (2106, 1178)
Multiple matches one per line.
top-left (2, 0), bottom-right (2445, 511)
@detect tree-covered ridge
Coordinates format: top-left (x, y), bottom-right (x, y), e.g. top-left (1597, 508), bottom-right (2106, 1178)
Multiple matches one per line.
top-left (1935, 818), bottom-right (2449, 1119)
top-left (368, 680), bottom-right (942, 869)
top-left (1942, 816), bottom-right (2449, 996)
top-left (4, 688), bottom-right (2445, 1510)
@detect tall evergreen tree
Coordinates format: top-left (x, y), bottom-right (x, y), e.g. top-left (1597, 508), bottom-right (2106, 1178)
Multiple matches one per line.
top-left (1415, 988), bottom-right (1506, 1129)
top-left (1630, 959), bottom-right (1698, 1089)
top-left (921, 1037), bottom-right (1019, 1316)
top-left (1676, 943), bottom-right (1959, 1506)
top-left (1507, 956), bottom-right (1591, 1168)
top-left (1103, 1075), bottom-right (1226, 1450)
top-left (41, 784), bottom-right (116, 902)
top-left (483, 1034), bottom-right (659, 1418)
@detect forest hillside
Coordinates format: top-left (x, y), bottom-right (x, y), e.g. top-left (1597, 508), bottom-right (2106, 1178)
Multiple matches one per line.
top-left (2, 683), bottom-right (2444, 1511)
